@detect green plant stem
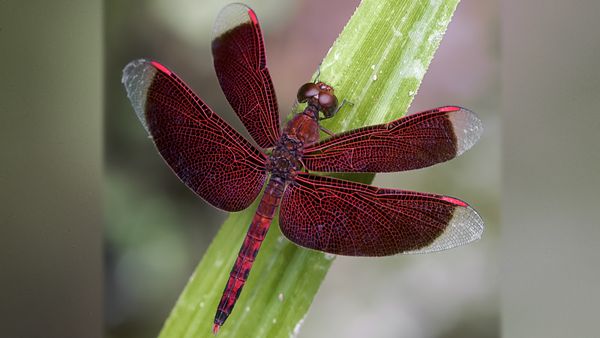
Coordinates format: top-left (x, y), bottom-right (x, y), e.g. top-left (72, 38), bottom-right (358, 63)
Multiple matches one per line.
top-left (158, 0), bottom-right (460, 337)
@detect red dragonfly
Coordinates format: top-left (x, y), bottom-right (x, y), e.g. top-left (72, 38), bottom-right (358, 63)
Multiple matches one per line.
top-left (122, 3), bottom-right (484, 334)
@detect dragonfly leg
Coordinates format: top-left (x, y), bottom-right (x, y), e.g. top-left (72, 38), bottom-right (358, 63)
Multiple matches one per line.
top-left (319, 125), bottom-right (336, 137)
top-left (320, 98), bottom-right (353, 121)
top-left (312, 63), bottom-right (322, 83)
top-left (333, 98), bottom-right (352, 115)
top-left (298, 158), bottom-right (310, 173)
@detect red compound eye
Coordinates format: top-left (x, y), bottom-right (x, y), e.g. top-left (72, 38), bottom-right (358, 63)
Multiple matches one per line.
top-left (318, 92), bottom-right (338, 116)
top-left (297, 83), bottom-right (319, 102)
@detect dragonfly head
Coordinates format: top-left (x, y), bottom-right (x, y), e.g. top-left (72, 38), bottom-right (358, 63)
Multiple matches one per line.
top-left (297, 82), bottom-right (338, 120)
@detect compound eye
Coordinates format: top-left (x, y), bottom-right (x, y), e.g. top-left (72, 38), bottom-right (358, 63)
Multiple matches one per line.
top-left (297, 83), bottom-right (319, 102)
top-left (318, 92), bottom-right (337, 111)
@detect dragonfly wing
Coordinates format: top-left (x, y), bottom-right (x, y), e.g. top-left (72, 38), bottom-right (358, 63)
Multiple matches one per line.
top-left (279, 173), bottom-right (483, 256)
top-left (303, 106), bottom-right (482, 173)
top-left (122, 59), bottom-right (267, 211)
top-left (212, 3), bottom-right (281, 149)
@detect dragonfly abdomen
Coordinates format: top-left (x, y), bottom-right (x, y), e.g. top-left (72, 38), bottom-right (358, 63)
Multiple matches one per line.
top-left (213, 177), bottom-right (285, 333)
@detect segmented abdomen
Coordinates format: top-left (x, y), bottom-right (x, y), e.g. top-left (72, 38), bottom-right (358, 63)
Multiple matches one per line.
top-left (213, 177), bottom-right (285, 330)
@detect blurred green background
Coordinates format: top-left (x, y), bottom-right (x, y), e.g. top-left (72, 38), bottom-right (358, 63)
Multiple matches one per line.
top-left (105, 1), bottom-right (499, 337)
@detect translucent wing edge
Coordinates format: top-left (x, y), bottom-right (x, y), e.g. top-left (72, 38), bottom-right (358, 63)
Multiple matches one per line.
top-left (122, 59), bottom-right (159, 133)
top-left (213, 3), bottom-right (255, 40)
top-left (443, 106), bottom-right (484, 156)
top-left (405, 198), bottom-right (484, 254)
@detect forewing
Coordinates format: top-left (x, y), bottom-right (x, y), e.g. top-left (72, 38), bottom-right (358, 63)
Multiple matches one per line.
top-left (212, 3), bottom-right (281, 149)
top-left (303, 106), bottom-right (483, 173)
top-left (122, 59), bottom-right (267, 211)
top-left (279, 173), bottom-right (483, 256)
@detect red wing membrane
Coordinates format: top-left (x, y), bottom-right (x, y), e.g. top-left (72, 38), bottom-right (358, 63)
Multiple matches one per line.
top-left (212, 3), bottom-right (281, 149)
top-left (279, 173), bottom-right (483, 256)
top-left (122, 59), bottom-right (267, 211)
top-left (303, 106), bottom-right (483, 173)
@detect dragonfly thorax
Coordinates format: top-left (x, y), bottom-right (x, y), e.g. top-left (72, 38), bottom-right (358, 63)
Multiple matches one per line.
top-left (267, 134), bottom-right (304, 181)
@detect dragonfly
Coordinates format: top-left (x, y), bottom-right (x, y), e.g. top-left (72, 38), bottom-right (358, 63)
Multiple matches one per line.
top-left (122, 3), bottom-right (484, 334)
